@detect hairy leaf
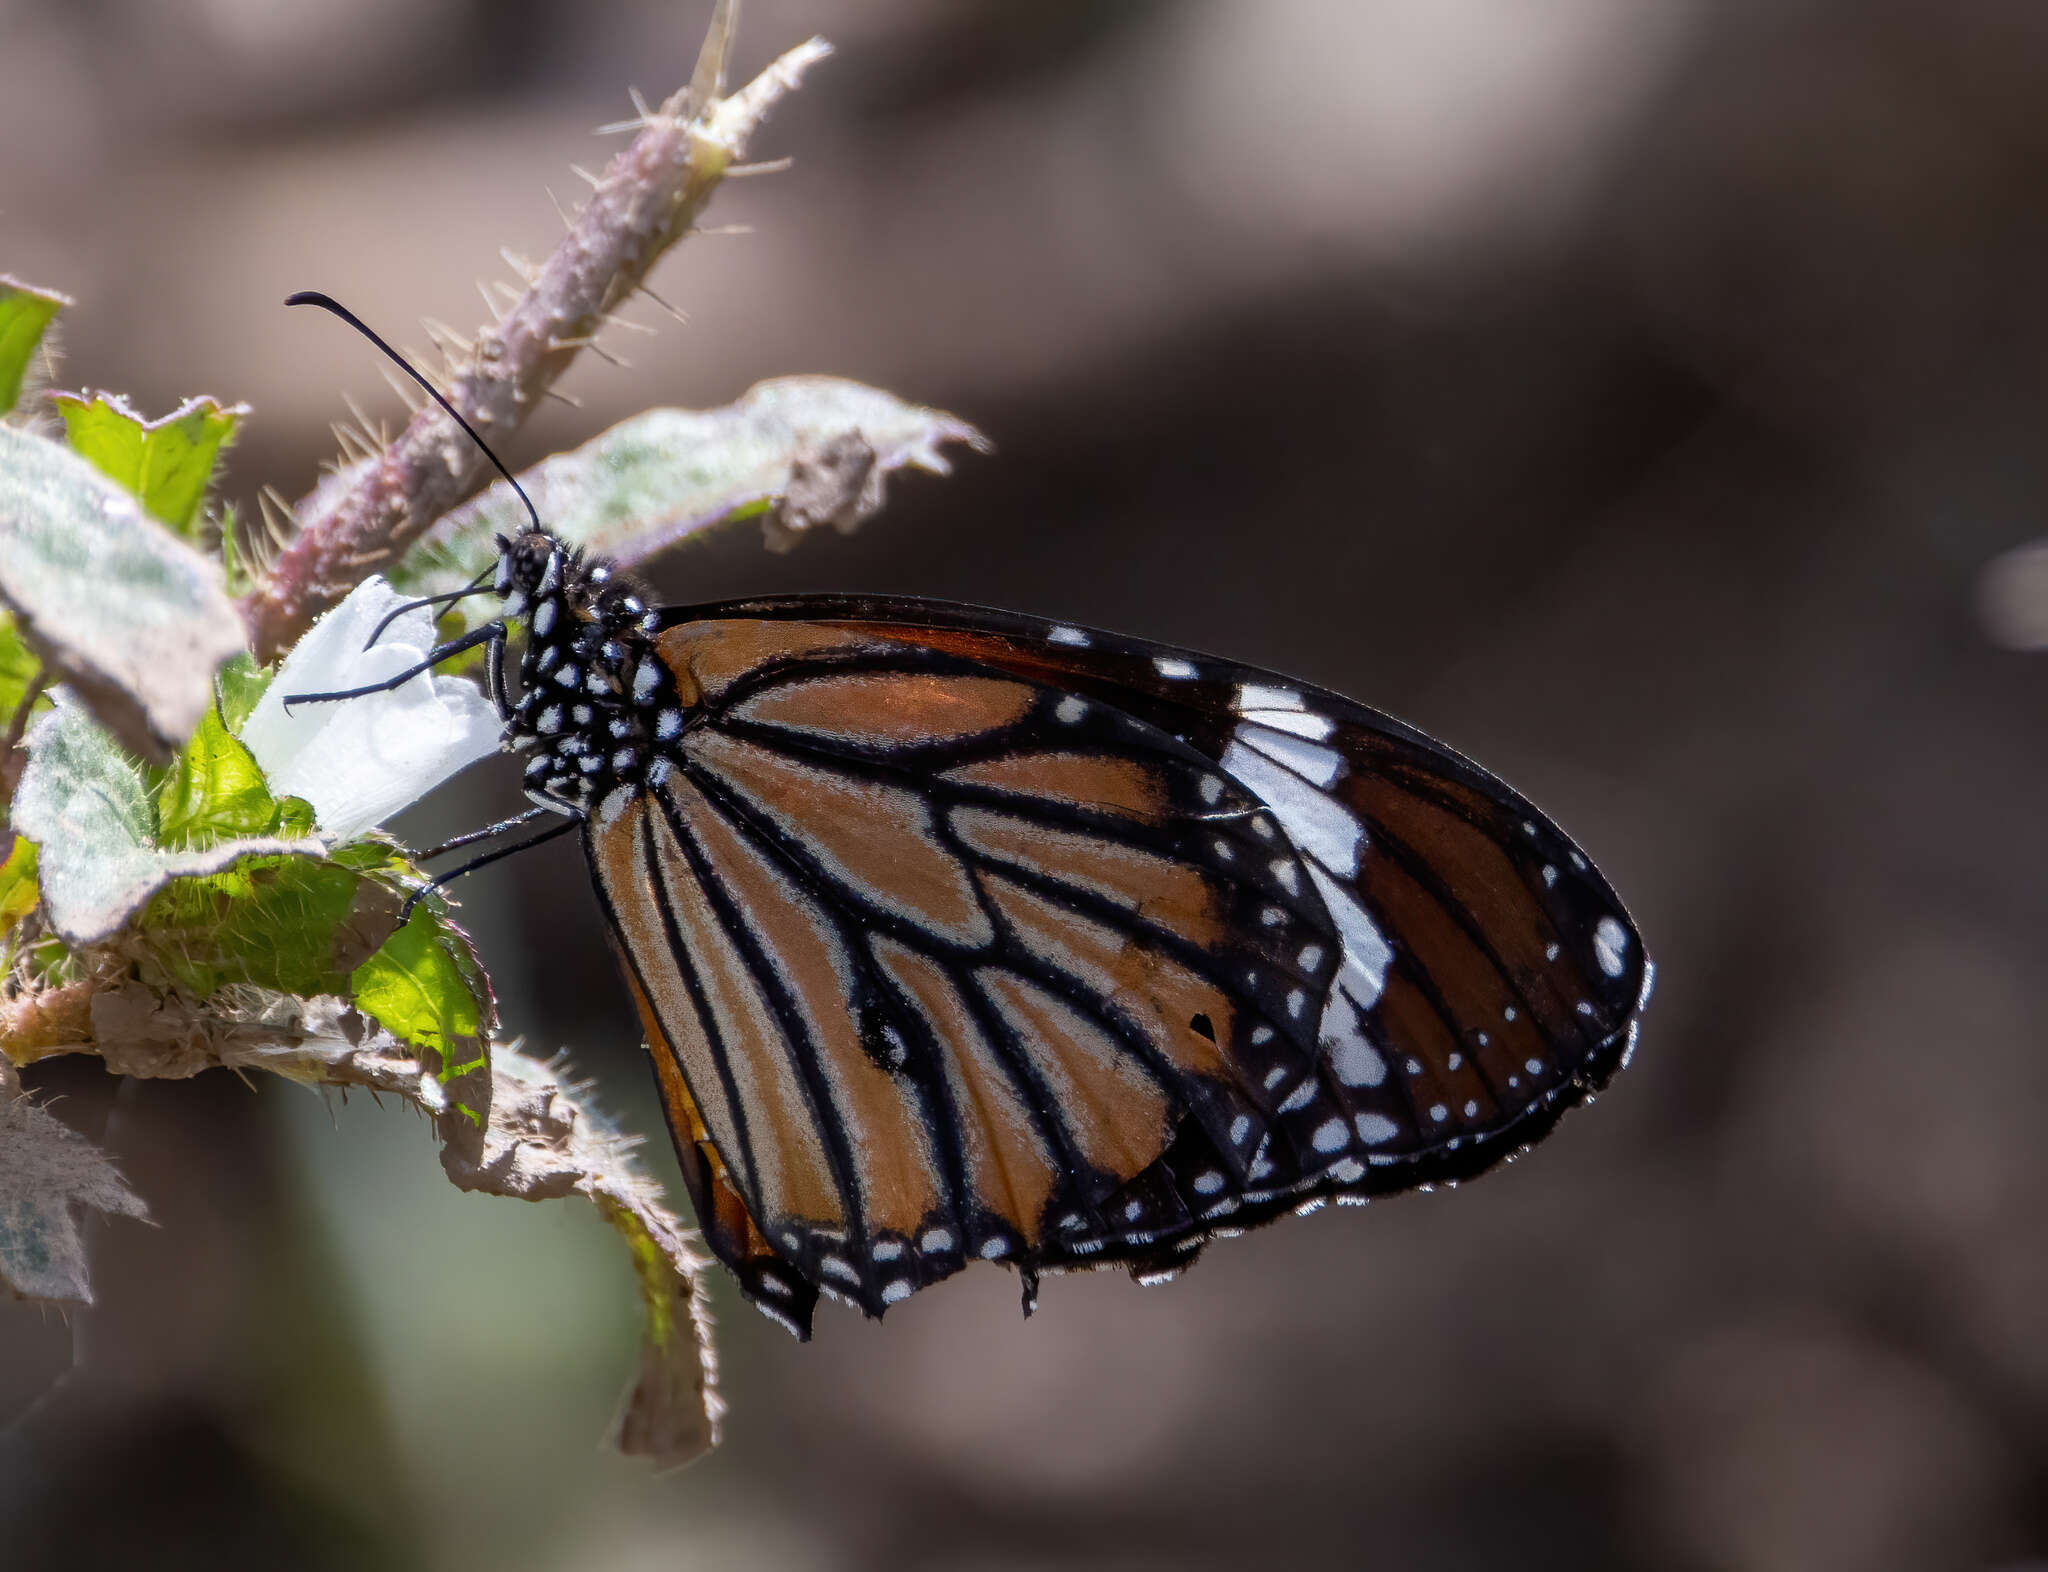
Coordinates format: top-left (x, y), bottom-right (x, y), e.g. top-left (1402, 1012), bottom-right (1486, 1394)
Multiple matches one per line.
top-left (52, 391), bottom-right (247, 539)
top-left (399, 376), bottom-right (986, 623)
top-left (0, 277), bottom-right (69, 417)
top-left (0, 426), bottom-right (247, 762)
top-left (13, 694), bottom-right (323, 945)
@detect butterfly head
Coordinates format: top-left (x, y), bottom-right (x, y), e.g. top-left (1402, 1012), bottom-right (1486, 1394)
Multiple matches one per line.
top-left (492, 529), bottom-right (564, 618)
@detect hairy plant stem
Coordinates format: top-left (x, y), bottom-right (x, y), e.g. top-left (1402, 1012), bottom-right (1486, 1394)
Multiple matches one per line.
top-left (239, 5), bottom-right (831, 661)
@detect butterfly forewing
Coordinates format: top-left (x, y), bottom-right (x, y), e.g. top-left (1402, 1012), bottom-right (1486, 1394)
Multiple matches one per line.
top-left (589, 598), bottom-right (1649, 1335)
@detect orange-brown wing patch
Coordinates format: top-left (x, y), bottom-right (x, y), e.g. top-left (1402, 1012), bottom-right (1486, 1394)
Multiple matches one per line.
top-left (670, 773), bottom-right (947, 1243)
top-left (655, 620), bottom-right (884, 704)
top-left (733, 671), bottom-right (1036, 748)
top-left (585, 795), bottom-right (753, 1194)
top-left (869, 936), bottom-right (1061, 1246)
top-left (947, 805), bottom-right (1224, 944)
top-left (641, 777), bottom-right (848, 1233)
top-left (977, 869), bottom-right (1232, 1082)
top-left (684, 729), bottom-right (994, 946)
top-left (942, 750), bottom-right (1170, 822)
top-left (978, 969), bottom-right (1175, 1183)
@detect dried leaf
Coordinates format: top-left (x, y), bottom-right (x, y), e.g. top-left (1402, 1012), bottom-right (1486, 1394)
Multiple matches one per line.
top-left (399, 376), bottom-right (986, 621)
top-left (0, 1059), bottom-right (149, 1305)
top-left (16, 985), bottom-right (719, 1463)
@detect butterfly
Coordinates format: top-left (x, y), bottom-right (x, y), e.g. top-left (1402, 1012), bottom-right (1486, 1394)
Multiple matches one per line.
top-left (286, 293), bottom-right (1654, 1339)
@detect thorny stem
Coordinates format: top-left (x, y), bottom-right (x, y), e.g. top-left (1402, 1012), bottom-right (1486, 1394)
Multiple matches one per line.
top-left (237, 4), bottom-right (833, 661)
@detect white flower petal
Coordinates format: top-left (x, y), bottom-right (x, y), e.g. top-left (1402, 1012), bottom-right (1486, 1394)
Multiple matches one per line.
top-left (243, 578), bottom-right (502, 841)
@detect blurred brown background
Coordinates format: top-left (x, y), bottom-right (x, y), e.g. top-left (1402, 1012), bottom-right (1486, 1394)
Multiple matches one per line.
top-left (7, 1), bottom-right (2048, 1567)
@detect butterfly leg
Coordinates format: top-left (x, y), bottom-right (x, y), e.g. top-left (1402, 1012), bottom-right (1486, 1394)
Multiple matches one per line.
top-left (410, 805), bottom-right (553, 862)
top-left (399, 814), bottom-right (579, 921)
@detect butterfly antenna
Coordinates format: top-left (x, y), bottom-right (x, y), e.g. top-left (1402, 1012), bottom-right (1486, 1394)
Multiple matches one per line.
top-left (285, 290), bottom-right (543, 533)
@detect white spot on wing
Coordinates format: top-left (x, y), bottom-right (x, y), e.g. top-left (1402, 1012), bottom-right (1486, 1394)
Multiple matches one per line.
top-left (1355, 1112), bottom-right (1399, 1145)
top-left (1222, 740), bottom-right (1363, 876)
top-left (1056, 696), bottom-right (1087, 724)
top-left (1048, 625), bottom-right (1090, 647)
top-left (1306, 863), bottom-right (1393, 1008)
top-left (1236, 722), bottom-right (1344, 787)
top-left (1242, 706), bottom-right (1336, 741)
top-left (1330, 1026), bottom-right (1387, 1088)
top-left (1236, 684), bottom-right (1302, 712)
top-left (1594, 915), bottom-right (1630, 978)
top-left (1154, 656), bottom-right (1198, 679)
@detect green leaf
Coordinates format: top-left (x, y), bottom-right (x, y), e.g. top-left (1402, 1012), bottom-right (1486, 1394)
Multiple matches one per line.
top-left (0, 424), bottom-right (247, 762)
top-left (0, 610), bottom-right (47, 734)
top-left (214, 652), bottom-right (273, 735)
top-left (216, 502), bottom-right (259, 597)
top-left (155, 701), bottom-right (279, 850)
top-left (0, 277), bottom-right (69, 417)
top-left (51, 391), bottom-right (247, 539)
top-left (351, 902), bottom-right (485, 1063)
top-left (136, 854), bottom-right (379, 998)
top-left (0, 836), bottom-right (38, 934)
top-left (276, 795), bottom-right (318, 836)
top-left (13, 694), bottom-right (323, 945)
top-left (397, 376), bottom-right (987, 625)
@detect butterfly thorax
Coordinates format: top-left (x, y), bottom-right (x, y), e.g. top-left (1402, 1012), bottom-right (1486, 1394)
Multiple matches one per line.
top-left (493, 529), bottom-right (688, 817)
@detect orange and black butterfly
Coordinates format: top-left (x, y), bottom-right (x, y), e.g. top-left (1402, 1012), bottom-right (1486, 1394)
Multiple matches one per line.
top-left (289, 293), bottom-right (1653, 1339)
